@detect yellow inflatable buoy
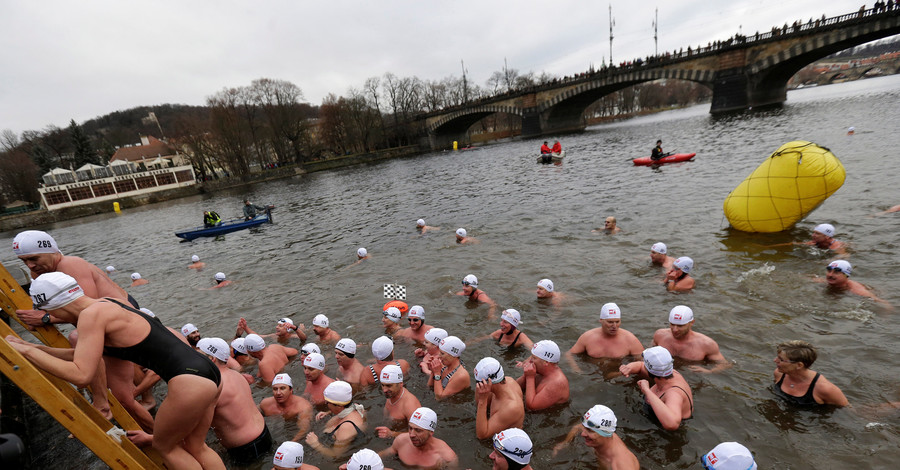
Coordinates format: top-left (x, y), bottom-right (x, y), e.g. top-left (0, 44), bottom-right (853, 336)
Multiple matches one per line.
top-left (723, 141), bottom-right (845, 233)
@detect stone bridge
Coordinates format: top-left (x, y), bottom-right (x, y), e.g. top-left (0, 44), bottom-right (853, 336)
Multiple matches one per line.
top-left (422, 7), bottom-right (900, 149)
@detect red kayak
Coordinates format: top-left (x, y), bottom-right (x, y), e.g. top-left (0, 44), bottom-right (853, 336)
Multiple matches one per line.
top-left (632, 153), bottom-right (696, 166)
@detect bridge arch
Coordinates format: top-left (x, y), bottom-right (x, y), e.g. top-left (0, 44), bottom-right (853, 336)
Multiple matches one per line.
top-left (426, 104), bottom-right (522, 134)
top-left (532, 69), bottom-right (715, 134)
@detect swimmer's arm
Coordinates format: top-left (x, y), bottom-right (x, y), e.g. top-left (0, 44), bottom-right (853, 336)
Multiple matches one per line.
top-left (284, 346), bottom-right (299, 358)
top-left (291, 405), bottom-right (313, 441)
top-left (291, 324), bottom-right (308, 342)
top-left (565, 338), bottom-right (587, 373)
top-left (551, 424), bottom-right (582, 456)
top-left (817, 380), bottom-right (850, 407)
top-left (518, 333), bottom-right (534, 350)
top-left (618, 360), bottom-right (648, 378)
top-left (642, 382), bottom-right (683, 431)
top-left (436, 371), bottom-right (469, 399)
top-left (132, 369), bottom-right (160, 397)
top-left (689, 346), bottom-right (732, 374)
top-left (378, 439), bottom-right (399, 458)
top-left (475, 380), bottom-right (493, 439)
top-left (466, 332), bottom-right (495, 346)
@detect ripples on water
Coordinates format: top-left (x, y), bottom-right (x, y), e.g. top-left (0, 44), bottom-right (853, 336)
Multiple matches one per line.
top-left (2, 76), bottom-right (900, 469)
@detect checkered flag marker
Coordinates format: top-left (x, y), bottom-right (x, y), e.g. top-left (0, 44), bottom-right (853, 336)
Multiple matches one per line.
top-left (383, 283), bottom-right (407, 300)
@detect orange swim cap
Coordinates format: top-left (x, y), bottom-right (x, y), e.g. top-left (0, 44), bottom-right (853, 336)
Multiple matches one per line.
top-left (383, 300), bottom-right (408, 315)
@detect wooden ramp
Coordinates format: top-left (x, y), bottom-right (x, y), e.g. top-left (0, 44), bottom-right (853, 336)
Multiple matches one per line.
top-left (0, 262), bottom-right (164, 469)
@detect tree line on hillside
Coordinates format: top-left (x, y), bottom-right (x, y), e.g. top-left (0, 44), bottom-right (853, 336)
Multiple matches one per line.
top-left (0, 64), bottom-right (733, 207)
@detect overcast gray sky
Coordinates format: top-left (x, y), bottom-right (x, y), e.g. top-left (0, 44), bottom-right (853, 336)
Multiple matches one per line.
top-left (0, 0), bottom-right (874, 135)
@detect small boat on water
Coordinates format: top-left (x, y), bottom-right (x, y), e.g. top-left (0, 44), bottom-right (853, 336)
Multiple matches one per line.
top-left (175, 208), bottom-right (273, 241)
top-left (537, 151), bottom-right (566, 163)
top-left (632, 152), bottom-right (696, 166)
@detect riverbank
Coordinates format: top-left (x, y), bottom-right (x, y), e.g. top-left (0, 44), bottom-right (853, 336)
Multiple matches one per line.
top-left (0, 145), bottom-right (423, 233)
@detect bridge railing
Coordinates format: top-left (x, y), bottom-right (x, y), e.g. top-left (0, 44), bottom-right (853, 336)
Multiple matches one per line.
top-left (420, 6), bottom-right (898, 119)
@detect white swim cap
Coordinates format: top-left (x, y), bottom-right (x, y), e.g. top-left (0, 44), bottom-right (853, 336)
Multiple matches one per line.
top-left (197, 337), bottom-right (229, 362)
top-left (13, 230), bottom-right (59, 256)
top-left (702, 442), bottom-right (758, 470)
top-left (382, 307), bottom-right (402, 323)
top-left (138, 307), bottom-right (155, 318)
top-left (323, 381), bottom-right (353, 405)
top-left (372, 336), bottom-right (394, 360)
top-left (643, 346), bottom-right (674, 377)
top-left (409, 407), bottom-right (437, 432)
top-left (131, 273), bottom-right (142, 280)
top-left (462, 274), bottom-right (478, 288)
top-left (474, 357), bottom-right (505, 383)
top-left (312, 314), bottom-right (329, 328)
top-left (500, 309), bottom-right (521, 328)
top-left (357, 247), bottom-right (367, 258)
top-left (244, 334), bottom-right (266, 352)
top-left (272, 373), bottom-right (293, 388)
top-left (346, 449), bottom-right (384, 470)
top-left (537, 278), bottom-right (554, 292)
top-left (669, 305), bottom-right (694, 325)
top-left (380, 364), bottom-right (404, 384)
top-left (336, 338), bottom-right (357, 355)
top-left (29, 272), bottom-right (83, 310)
top-left (416, 219), bottom-right (425, 227)
top-left (673, 257), bottom-right (693, 274)
top-left (425, 328), bottom-right (448, 346)
top-left (651, 242), bottom-right (667, 254)
top-left (214, 272), bottom-right (226, 281)
top-left (278, 317), bottom-right (294, 326)
top-left (492, 428), bottom-right (533, 465)
top-left (456, 228), bottom-right (467, 238)
top-left (827, 259), bottom-right (852, 276)
top-left (582, 405), bottom-right (617, 437)
top-left (600, 303), bottom-right (621, 320)
top-left (231, 337), bottom-right (247, 354)
top-left (191, 255), bottom-right (200, 262)
top-left (408, 305), bottom-right (425, 319)
top-left (301, 343), bottom-right (321, 355)
top-left (303, 352), bottom-right (325, 371)
top-left (273, 441), bottom-right (305, 468)
top-left (531, 340), bottom-right (561, 363)
top-left (439, 336), bottom-right (466, 358)
top-left (814, 223), bottom-right (835, 237)
top-left (106, 265), bottom-right (116, 273)
top-left (180, 323), bottom-right (198, 337)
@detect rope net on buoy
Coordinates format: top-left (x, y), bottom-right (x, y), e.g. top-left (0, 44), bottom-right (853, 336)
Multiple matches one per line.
top-left (723, 141), bottom-right (846, 233)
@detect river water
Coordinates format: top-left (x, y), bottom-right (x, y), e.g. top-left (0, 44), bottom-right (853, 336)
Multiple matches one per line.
top-left (2, 75), bottom-right (900, 469)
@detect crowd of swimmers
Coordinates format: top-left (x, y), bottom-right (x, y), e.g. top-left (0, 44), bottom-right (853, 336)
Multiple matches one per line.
top-left (3, 214), bottom-right (892, 469)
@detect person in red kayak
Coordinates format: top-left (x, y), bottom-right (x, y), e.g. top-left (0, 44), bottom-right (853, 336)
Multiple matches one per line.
top-left (650, 140), bottom-right (665, 161)
top-left (551, 141), bottom-right (562, 154)
top-left (540, 141), bottom-right (552, 154)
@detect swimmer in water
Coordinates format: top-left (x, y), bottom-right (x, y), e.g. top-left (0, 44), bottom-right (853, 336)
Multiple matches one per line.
top-left (553, 405), bottom-right (639, 469)
top-left (455, 227), bottom-right (479, 244)
top-left (416, 218), bottom-right (440, 234)
top-left (665, 257), bottom-right (695, 292)
top-left (592, 216), bottom-right (622, 234)
top-left (565, 303), bottom-right (643, 373)
top-left (619, 346), bottom-right (693, 431)
top-left (130, 272), bottom-right (149, 286)
top-left (815, 260), bottom-right (891, 308)
top-left (650, 242), bottom-right (675, 271)
top-left (188, 254), bottom-right (205, 270)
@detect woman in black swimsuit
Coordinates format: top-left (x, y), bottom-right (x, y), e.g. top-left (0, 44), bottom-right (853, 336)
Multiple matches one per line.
top-left (771, 340), bottom-right (849, 407)
top-left (305, 381), bottom-right (366, 458)
top-left (9, 273), bottom-right (225, 469)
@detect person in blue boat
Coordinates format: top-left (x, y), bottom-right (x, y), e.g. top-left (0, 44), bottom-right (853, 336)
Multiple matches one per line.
top-left (243, 200), bottom-right (267, 220)
top-left (203, 210), bottom-right (221, 228)
top-left (650, 140), bottom-right (665, 161)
